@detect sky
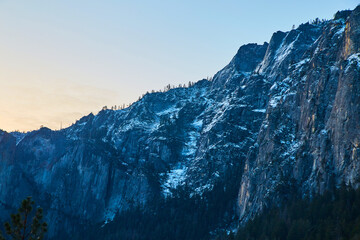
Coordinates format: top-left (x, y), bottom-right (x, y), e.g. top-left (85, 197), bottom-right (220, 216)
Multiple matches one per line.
top-left (0, 0), bottom-right (358, 132)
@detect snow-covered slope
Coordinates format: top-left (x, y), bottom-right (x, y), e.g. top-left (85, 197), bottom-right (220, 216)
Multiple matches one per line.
top-left (0, 6), bottom-right (360, 239)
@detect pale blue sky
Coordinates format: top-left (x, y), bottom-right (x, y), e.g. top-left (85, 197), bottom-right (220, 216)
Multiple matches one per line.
top-left (0, 0), bottom-right (358, 131)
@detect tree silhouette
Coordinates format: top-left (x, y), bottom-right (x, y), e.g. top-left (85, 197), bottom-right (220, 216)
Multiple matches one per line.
top-left (0, 197), bottom-right (47, 240)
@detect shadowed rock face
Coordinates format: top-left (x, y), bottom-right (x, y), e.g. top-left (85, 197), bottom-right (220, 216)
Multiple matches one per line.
top-left (0, 6), bottom-right (359, 238)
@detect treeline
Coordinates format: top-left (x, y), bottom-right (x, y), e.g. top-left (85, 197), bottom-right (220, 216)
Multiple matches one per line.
top-left (218, 183), bottom-right (360, 240)
top-left (308, 17), bottom-right (327, 25)
top-left (101, 77), bottom-right (213, 112)
top-left (100, 82), bottom-right (195, 111)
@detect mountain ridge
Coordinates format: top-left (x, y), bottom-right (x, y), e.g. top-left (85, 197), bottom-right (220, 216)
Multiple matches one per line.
top-left (0, 6), bottom-right (360, 239)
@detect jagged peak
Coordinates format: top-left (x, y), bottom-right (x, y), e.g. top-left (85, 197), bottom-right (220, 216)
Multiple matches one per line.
top-left (334, 10), bottom-right (352, 21)
top-left (232, 43), bottom-right (269, 72)
top-left (211, 42), bottom-right (268, 88)
top-left (256, 22), bottom-right (323, 79)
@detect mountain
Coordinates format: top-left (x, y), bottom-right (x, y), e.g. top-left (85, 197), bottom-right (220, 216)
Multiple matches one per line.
top-left (0, 6), bottom-right (360, 239)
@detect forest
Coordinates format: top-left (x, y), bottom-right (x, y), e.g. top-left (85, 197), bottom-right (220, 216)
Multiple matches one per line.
top-left (218, 183), bottom-right (360, 240)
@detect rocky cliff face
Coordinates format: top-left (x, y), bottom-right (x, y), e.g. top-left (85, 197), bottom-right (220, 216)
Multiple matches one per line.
top-left (0, 6), bottom-right (359, 238)
top-left (238, 7), bottom-right (360, 222)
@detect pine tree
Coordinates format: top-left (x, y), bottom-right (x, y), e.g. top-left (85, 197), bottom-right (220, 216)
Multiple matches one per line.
top-left (0, 197), bottom-right (47, 240)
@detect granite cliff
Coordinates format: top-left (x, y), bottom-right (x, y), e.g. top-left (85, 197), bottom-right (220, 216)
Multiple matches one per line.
top-left (0, 6), bottom-right (359, 239)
